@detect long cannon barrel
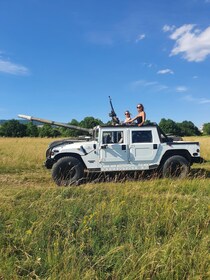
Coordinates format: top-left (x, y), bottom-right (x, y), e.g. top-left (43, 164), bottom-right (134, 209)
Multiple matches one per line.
top-left (18, 114), bottom-right (93, 135)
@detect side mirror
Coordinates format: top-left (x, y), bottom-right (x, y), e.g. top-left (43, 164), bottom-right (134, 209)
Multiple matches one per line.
top-left (93, 144), bottom-right (96, 149)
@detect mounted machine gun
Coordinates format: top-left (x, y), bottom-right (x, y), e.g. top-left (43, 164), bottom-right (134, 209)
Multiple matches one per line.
top-left (108, 96), bottom-right (120, 125)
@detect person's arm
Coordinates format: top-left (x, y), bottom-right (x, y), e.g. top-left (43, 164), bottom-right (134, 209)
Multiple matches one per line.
top-left (127, 115), bottom-right (138, 123)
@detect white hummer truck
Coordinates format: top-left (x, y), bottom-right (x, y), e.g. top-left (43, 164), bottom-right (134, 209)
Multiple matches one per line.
top-left (18, 115), bottom-right (201, 186)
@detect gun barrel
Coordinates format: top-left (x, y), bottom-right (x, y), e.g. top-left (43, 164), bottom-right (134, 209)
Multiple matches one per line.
top-left (18, 114), bottom-right (93, 135)
top-left (108, 96), bottom-right (120, 125)
top-left (18, 114), bottom-right (32, 121)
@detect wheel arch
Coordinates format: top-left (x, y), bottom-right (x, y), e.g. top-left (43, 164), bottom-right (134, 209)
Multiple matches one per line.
top-left (159, 149), bottom-right (191, 168)
top-left (54, 153), bottom-right (87, 169)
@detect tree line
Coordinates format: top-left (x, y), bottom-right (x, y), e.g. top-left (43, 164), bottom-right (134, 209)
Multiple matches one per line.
top-left (0, 117), bottom-right (210, 137)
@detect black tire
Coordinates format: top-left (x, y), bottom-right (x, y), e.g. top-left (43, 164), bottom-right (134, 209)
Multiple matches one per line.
top-left (162, 155), bottom-right (190, 179)
top-left (52, 156), bottom-right (84, 186)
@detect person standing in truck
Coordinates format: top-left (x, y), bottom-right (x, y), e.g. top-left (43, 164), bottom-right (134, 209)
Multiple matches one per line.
top-left (127, 103), bottom-right (146, 127)
top-left (123, 110), bottom-right (132, 124)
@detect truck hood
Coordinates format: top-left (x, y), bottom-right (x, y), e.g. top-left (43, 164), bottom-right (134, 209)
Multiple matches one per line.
top-left (48, 138), bottom-right (90, 149)
top-left (52, 140), bottom-right (96, 156)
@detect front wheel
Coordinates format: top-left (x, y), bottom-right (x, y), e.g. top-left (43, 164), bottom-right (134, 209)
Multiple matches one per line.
top-left (162, 155), bottom-right (190, 179)
top-left (52, 156), bottom-right (84, 186)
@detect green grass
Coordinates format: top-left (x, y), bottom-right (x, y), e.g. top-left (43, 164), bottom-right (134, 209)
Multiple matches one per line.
top-left (0, 181), bottom-right (209, 279)
top-left (0, 137), bottom-right (210, 279)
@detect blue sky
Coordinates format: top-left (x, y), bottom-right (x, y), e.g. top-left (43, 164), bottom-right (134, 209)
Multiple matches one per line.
top-left (0, 0), bottom-right (210, 128)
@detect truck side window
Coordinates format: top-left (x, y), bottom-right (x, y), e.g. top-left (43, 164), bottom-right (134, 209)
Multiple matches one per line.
top-left (132, 131), bottom-right (152, 143)
top-left (102, 131), bottom-right (124, 144)
top-left (103, 132), bottom-right (112, 144)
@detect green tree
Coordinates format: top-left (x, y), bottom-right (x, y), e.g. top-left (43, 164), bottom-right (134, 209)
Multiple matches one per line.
top-left (177, 121), bottom-right (201, 136)
top-left (39, 124), bottom-right (60, 137)
top-left (0, 120), bottom-right (27, 137)
top-left (159, 118), bottom-right (181, 135)
top-left (26, 122), bottom-right (39, 137)
top-left (60, 119), bottom-right (81, 137)
top-left (202, 123), bottom-right (210, 135)
top-left (144, 119), bottom-right (154, 125)
top-left (104, 120), bottom-right (112, 126)
top-left (51, 128), bottom-right (61, 137)
top-left (80, 116), bottom-right (103, 129)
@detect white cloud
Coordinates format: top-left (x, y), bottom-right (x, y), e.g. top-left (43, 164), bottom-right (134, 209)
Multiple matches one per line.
top-left (131, 80), bottom-right (149, 89)
top-left (155, 85), bottom-right (169, 91)
top-left (144, 81), bottom-right (158, 86)
top-left (169, 24), bottom-right (195, 40)
top-left (165, 24), bottom-right (210, 62)
top-left (176, 86), bottom-right (188, 92)
top-left (131, 79), bottom-right (168, 92)
top-left (132, 80), bottom-right (158, 87)
top-left (162, 25), bottom-right (176, 32)
top-left (184, 95), bottom-right (210, 104)
top-left (157, 68), bottom-right (174, 75)
top-left (200, 98), bottom-right (210, 104)
top-left (0, 59), bottom-right (29, 75)
top-left (136, 34), bottom-right (145, 42)
top-left (142, 62), bottom-right (155, 68)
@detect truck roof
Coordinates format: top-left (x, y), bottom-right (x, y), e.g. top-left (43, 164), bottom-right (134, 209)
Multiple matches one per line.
top-left (99, 123), bottom-right (158, 129)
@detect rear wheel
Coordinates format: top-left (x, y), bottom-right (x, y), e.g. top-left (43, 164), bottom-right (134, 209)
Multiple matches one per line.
top-left (52, 156), bottom-right (84, 186)
top-left (162, 155), bottom-right (190, 179)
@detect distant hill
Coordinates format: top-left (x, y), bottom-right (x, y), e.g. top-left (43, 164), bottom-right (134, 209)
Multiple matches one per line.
top-left (0, 119), bottom-right (43, 126)
top-left (0, 120), bottom-right (8, 125)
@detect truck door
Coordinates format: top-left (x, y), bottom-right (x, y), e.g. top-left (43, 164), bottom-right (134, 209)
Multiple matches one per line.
top-left (129, 129), bottom-right (159, 164)
top-left (99, 130), bottom-right (128, 165)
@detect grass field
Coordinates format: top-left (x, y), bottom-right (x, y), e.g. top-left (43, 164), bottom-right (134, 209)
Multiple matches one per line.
top-left (0, 137), bottom-right (209, 279)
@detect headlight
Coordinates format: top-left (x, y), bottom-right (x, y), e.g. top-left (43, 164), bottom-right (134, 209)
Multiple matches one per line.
top-left (51, 149), bottom-right (59, 157)
top-left (46, 148), bottom-right (52, 158)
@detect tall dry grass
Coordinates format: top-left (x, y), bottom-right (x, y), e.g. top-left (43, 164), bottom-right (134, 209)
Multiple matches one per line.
top-left (0, 137), bottom-right (54, 188)
top-left (184, 135), bottom-right (210, 160)
top-left (0, 136), bottom-right (209, 279)
top-left (0, 137), bottom-right (49, 170)
top-left (0, 135), bottom-right (209, 175)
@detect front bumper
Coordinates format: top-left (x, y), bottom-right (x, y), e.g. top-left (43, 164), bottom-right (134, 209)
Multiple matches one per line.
top-left (44, 158), bottom-right (55, 169)
top-left (191, 156), bottom-right (202, 164)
